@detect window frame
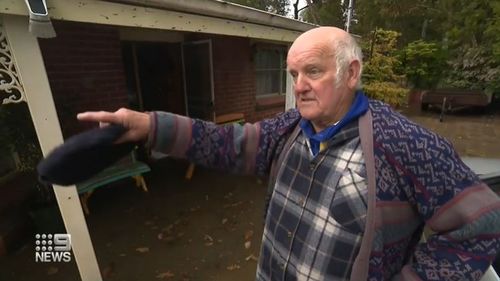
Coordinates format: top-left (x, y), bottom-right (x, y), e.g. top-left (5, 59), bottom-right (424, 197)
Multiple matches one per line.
top-left (253, 44), bottom-right (288, 98)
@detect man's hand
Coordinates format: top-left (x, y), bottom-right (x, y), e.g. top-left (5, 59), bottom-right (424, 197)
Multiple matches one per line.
top-left (77, 108), bottom-right (151, 144)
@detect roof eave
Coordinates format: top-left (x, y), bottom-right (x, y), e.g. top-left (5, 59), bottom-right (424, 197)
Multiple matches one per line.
top-left (106, 0), bottom-right (317, 32)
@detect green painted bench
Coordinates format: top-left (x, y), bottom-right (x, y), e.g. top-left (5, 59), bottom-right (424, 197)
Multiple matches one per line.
top-left (77, 152), bottom-right (150, 215)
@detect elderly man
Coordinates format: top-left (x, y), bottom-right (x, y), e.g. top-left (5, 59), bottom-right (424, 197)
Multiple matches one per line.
top-left (78, 27), bottom-right (500, 280)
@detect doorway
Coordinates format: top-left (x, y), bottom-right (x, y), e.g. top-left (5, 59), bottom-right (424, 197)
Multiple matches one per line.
top-left (181, 40), bottom-right (215, 121)
top-left (121, 42), bottom-right (185, 114)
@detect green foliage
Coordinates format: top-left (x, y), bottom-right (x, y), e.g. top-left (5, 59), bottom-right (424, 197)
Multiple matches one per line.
top-left (363, 82), bottom-right (408, 107)
top-left (485, 2), bottom-right (500, 61)
top-left (0, 103), bottom-right (42, 172)
top-left (443, 46), bottom-right (500, 94)
top-left (353, 0), bottom-right (446, 45)
top-left (445, 1), bottom-right (495, 50)
top-left (301, 1), bottom-right (345, 27)
top-left (362, 29), bottom-right (403, 81)
top-left (441, 1), bottom-right (500, 94)
top-left (362, 29), bottom-right (408, 106)
top-left (346, 0), bottom-right (499, 97)
top-left (230, 0), bottom-right (289, 16)
top-left (400, 40), bottom-right (448, 89)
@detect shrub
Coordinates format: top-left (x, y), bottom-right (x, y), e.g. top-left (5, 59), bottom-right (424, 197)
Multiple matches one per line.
top-left (362, 29), bottom-right (408, 106)
top-left (363, 81), bottom-right (408, 107)
top-left (400, 40), bottom-right (448, 89)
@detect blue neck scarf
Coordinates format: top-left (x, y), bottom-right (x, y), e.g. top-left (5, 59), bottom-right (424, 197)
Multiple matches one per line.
top-left (299, 91), bottom-right (369, 156)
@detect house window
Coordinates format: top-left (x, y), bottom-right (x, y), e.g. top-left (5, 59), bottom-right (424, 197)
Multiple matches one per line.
top-left (254, 46), bottom-right (287, 97)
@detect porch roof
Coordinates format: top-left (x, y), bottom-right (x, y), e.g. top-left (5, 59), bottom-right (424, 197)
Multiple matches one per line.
top-left (110, 0), bottom-right (316, 32)
top-left (0, 0), bottom-right (317, 43)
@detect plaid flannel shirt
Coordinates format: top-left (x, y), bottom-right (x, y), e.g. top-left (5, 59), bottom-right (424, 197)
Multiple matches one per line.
top-left (257, 121), bottom-right (367, 281)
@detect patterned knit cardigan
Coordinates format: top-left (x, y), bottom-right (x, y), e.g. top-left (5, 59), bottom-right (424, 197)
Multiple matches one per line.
top-left (149, 100), bottom-right (500, 280)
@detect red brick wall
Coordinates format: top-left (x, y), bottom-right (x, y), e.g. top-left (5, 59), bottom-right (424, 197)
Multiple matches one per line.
top-left (38, 21), bottom-right (128, 138)
top-left (213, 36), bottom-right (287, 123)
top-left (211, 36), bottom-right (256, 121)
top-left (39, 23), bottom-right (287, 137)
top-left (192, 34), bottom-right (286, 123)
top-left (252, 104), bottom-right (287, 121)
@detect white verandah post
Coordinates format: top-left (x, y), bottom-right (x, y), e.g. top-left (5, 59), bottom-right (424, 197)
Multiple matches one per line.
top-left (1, 14), bottom-right (102, 281)
top-left (285, 72), bottom-right (295, 110)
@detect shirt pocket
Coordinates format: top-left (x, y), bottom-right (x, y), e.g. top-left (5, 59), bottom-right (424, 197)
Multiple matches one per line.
top-left (329, 168), bottom-right (368, 234)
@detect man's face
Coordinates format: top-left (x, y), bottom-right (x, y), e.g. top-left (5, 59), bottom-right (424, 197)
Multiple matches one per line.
top-left (287, 42), bottom-right (350, 131)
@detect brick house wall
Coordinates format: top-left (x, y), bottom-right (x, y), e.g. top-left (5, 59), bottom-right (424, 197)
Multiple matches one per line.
top-left (39, 22), bottom-right (288, 138)
top-left (210, 36), bottom-right (256, 121)
top-left (190, 34), bottom-right (287, 123)
top-left (38, 21), bottom-right (128, 138)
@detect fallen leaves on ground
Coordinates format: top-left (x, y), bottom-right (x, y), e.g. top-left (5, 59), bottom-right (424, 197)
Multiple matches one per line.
top-left (156, 271), bottom-right (175, 279)
top-left (158, 222), bottom-right (185, 242)
top-left (223, 201), bottom-right (244, 208)
top-left (101, 262), bottom-right (115, 278)
top-left (157, 232), bottom-right (173, 241)
top-left (47, 266), bottom-right (58, 275)
top-left (189, 205), bottom-right (201, 212)
top-left (245, 254), bottom-right (258, 262)
top-left (204, 234), bottom-right (214, 246)
top-left (245, 230), bottom-right (254, 240)
top-left (162, 224), bottom-right (174, 233)
top-left (226, 264), bottom-right (241, 271)
top-left (135, 247), bottom-right (150, 253)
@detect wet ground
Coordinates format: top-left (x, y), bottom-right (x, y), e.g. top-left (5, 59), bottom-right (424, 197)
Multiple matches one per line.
top-left (1, 108), bottom-right (499, 281)
top-left (403, 108), bottom-right (500, 158)
top-left (0, 160), bottom-right (268, 281)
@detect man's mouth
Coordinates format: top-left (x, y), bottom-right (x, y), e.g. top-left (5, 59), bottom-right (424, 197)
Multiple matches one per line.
top-left (300, 98), bottom-right (315, 102)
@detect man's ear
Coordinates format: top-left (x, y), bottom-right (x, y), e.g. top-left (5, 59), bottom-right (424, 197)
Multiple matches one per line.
top-left (347, 60), bottom-right (361, 90)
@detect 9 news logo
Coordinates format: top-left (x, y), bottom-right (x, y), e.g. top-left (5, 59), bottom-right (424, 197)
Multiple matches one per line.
top-left (34, 234), bottom-right (72, 263)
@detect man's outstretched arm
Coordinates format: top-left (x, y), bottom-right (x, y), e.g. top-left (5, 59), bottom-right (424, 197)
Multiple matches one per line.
top-left (78, 108), bottom-right (301, 176)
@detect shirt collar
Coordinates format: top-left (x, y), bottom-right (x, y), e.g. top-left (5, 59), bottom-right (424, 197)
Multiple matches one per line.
top-left (299, 91), bottom-right (369, 156)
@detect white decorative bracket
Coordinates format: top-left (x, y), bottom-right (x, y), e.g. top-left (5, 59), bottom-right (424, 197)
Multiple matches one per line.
top-left (0, 19), bottom-right (26, 106)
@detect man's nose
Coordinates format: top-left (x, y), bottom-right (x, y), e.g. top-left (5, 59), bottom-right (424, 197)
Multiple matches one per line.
top-left (294, 74), bottom-right (310, 94)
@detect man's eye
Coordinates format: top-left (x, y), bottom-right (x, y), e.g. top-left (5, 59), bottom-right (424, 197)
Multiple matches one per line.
top-left (308, 68), bottom-right (321, 77)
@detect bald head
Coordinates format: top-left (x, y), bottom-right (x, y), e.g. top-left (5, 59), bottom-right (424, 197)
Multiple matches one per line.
top-left (288, 27), bottom-right (363, 89)
top-left (290, 27), bottom-right (351, 53)
top-left (286, 26), bottom-right (363, 131)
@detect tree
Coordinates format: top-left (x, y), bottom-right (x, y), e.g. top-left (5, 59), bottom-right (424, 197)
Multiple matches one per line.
top-left (486, 2), bottom-right (500, 61)
top-left (400, 40), bottom-right (447, 89)
top-left (353, 0), bottom-right (447, 45)
top-left (301, 0), bottom-right (345, 27)
top-left (230, 0), bottom-right (290, 16)
top-left (441, 0), bottom-right (500, 94)
top-left (362, 29), bottom-right (408, 106)
top-left (352, 0), bottom-right (499, 96)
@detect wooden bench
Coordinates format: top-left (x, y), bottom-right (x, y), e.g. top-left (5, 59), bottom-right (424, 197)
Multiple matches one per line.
top-left (185, 113), bottom-right (245, 180)
top-left (421, 89), bottom-right (491, 122)
top-left (77, 151), bottom-right (150, 215)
